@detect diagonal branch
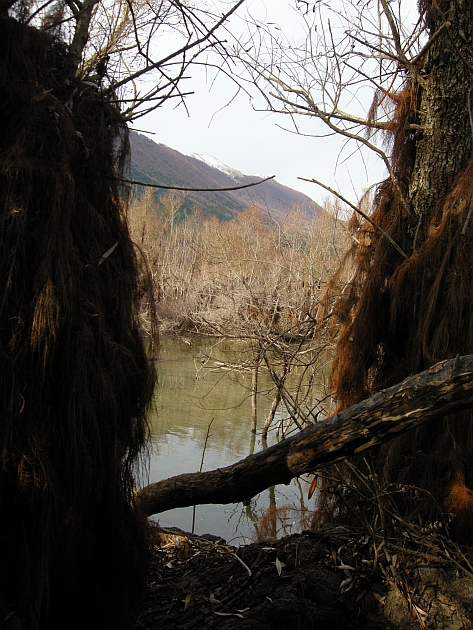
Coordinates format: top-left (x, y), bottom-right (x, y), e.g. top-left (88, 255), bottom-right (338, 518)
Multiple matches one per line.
top-left (106, 0), bottom-right (246, 95)
top-left (298, 176), bottom-right (408, 259)
top-left (267, 79), bottom-right (413, 218)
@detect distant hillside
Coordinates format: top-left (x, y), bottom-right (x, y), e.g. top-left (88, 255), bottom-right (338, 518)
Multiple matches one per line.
top-left (128, 131), bottom-right (323, 221)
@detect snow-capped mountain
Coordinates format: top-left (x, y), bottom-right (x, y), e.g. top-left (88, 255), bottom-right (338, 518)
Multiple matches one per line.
top-left (189, 153), bottom-right (267, 182)
top-left (129, 132), bottom-right (323, 222)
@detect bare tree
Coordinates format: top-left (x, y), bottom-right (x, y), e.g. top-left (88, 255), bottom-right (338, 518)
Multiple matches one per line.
top-left (131, 191), bottom-right (351, 437)
top-left (234, 0), bottom-right (473, 542)
top-left (17, 0), bottom-right (246, 120)
top-left (234, 1), bottom-right (429, 214)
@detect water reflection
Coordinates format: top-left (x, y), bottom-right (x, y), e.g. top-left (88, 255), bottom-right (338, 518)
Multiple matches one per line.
top-left (147, 336), bottom-right (317, 544)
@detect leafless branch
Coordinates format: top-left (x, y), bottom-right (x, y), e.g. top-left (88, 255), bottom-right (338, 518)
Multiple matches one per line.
top-left (298, 176), bottom-right (408, 259)
top-left (120, 175), bottom-right (275, 192)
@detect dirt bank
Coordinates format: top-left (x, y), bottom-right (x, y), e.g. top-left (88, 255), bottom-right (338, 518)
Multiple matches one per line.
top-left (134, 523), bottom-right (473, 629)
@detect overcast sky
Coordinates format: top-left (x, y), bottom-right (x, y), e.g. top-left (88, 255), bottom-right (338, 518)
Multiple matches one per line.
top-left (136, 0), bottom-right (402, 206)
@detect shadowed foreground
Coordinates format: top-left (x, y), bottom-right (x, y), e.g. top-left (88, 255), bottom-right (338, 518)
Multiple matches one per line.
top-left (135, 524), bottom-right (473, 630)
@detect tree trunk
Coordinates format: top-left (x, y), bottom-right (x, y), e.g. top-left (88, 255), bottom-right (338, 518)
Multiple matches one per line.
top-left (251, 359), bottom-right (259, 433)
top-left (262, 388), bottom-right (281, 439)
top-left (409, 0), bottom-right (473, 244)
top-left (137, 354), bottom-right (473, 517)
top-left (328, 2), bottom-right (473, 543)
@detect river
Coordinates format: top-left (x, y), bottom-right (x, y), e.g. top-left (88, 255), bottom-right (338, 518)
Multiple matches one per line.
top-left (147, 335), bottom-right (326, 545)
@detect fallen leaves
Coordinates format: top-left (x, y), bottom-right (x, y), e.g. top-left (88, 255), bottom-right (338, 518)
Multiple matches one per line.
top-left (183, 592), bottom-right (192, 611)
top-left (275, 557), bottom-right (287, 576)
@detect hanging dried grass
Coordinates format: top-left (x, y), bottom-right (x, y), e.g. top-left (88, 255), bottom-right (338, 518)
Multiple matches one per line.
top-left (326, 78), bottom-right (473, 543)
top-left (0, 13), bottom-right (156, 629)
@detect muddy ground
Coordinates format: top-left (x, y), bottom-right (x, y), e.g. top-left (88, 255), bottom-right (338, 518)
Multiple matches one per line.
top-left (134, 523), bottom-right (473, 629)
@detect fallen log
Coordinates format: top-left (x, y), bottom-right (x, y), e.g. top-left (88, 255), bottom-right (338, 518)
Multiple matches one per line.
top-left (137, 354), bottom-right (473, 517)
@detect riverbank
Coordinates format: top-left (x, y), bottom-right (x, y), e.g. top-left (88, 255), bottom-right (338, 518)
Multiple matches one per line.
top-left (134, 522), bottom-right (473, 629)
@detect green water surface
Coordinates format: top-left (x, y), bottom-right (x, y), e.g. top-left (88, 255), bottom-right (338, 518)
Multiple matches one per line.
top-left (148, 335), bottom-right (322, 545)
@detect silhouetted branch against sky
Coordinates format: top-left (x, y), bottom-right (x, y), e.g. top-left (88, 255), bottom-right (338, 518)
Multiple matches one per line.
top-left (140, 0), bottom-right (424, 203)
top-left (23, 0), bottom-right (246, 119)
top-left (227, 0), bottom-right (427, 201)
top-left (24, 0), bottom-right (424, 202)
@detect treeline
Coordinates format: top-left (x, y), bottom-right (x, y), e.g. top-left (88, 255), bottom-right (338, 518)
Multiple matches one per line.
top-left (129, 190), bottom-right (353, 435)
top-left (129, 189), bottom-right (351, 339)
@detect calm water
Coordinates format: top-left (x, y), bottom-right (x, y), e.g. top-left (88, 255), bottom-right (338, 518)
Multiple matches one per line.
top-left (146, 336), bottom-right (322, 545)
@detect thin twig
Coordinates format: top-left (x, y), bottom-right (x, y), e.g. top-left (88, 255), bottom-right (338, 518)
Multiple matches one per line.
top-left (374, 538), bottom-right (473, 579)
top-left (232, 552), bottom-right (252, 576)
top-left (298, 177), bottom-right (408, 259)
top-left (192, 418), bottom-right (214, 534)
top-left (411, 21), bottom-right (451, 66)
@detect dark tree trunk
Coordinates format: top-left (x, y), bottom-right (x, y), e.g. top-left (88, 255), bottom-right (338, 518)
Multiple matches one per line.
top-left (0, 17), bottom-right (156, 629)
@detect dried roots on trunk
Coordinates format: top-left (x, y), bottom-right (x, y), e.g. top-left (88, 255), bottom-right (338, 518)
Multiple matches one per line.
top-left (0, 14), bottom-right (156, 629)
top-left (326, 2), bottom-right (473, 544)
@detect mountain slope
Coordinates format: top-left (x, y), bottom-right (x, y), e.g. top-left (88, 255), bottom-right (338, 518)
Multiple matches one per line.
top-left (129, 131), bottom-right (322, 221)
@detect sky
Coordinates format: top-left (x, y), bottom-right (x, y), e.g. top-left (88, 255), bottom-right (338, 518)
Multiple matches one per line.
top-left (135, 0), bottom-right (411, 206)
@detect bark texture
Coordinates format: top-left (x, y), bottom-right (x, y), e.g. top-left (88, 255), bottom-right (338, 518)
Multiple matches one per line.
top-left (409, 0), bottom-right (473, 242)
